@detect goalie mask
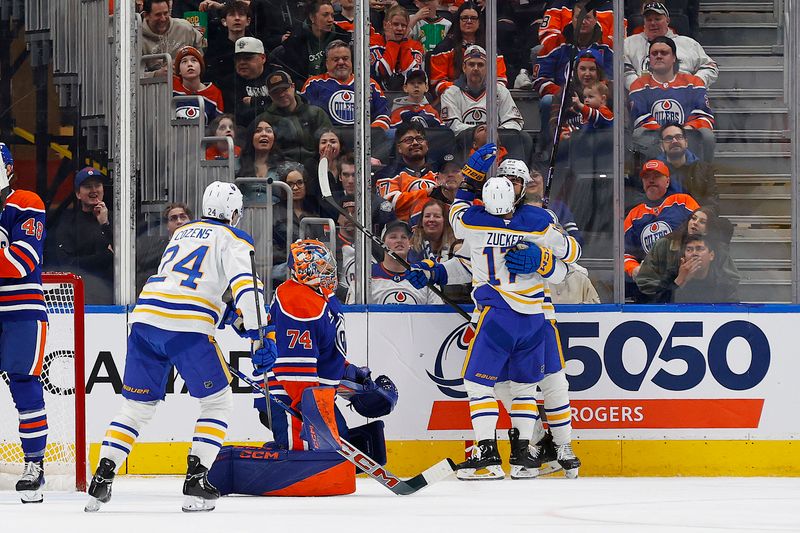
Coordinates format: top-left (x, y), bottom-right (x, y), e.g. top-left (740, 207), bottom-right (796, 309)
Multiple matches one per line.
top-left (482, 176), bottom-right (517, 215)
top-left (202, 181), bottom-right (243, 226)
top-left (288, 239), bottom-right (337, 291)
top-left (497, 158), bottom-right (530, 207)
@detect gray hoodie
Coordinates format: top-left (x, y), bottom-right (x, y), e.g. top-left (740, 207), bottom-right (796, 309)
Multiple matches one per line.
top-left (140, 15), bottom-right (204, 72)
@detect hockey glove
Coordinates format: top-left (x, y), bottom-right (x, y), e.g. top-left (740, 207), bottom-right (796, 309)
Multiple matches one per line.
top-left (505, 243), bottom-right (556, 277)
top-left (343, 362), bottom-right (372, 385)
top-left (461, 143), bottom-right (497, 190)
top-left (338, 362), bottom-right (374, 400)
top-left (250, 325), bottom-right (278, 374)
top-left (219, 302), bottom-right (248, 337)
top-left (407, 259), bottom-right (448, 289)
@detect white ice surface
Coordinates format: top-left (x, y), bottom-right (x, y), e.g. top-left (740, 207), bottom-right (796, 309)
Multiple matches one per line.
top-left (2, 476), bottom-right (799, 533)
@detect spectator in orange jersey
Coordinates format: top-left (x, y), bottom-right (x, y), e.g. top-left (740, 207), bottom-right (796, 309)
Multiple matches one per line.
top-left (204, 114), bottom-right (242, 169)
top-left (624, 159), bottom-right (699, 297)
top-left (369, 5), bottom-right (425, 91)
top-left (172, 46), bottom-right (225, 123)
top-left (428, 2), bottom-right (507, 97)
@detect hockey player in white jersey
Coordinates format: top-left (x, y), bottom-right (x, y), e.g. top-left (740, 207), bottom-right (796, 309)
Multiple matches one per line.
top-left (408, 148), bottom-right (580, 479)
top-left (85, 182), bottom-right (278, 512)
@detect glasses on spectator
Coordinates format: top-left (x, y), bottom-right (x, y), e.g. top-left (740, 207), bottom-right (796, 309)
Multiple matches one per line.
top-left (460, 15), bottom-right (479, 21)
top-left (400, 135), bottom-right (426, 145)
top-left (287, 180), bottom-right (305, 188)
top-left (662, 134), bottom-right (686, 142)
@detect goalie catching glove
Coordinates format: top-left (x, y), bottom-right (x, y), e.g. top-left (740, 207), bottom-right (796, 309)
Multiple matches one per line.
top-left (338, 363), bottom-right (399, 418)
top-left (460, 142), bottom-right (497, 192)
top-left (406, 259), bottom-right (448, 289)
top-left (505, 243), bottom-right (556, 277)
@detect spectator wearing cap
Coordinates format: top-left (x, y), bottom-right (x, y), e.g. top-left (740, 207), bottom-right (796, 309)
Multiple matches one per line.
top-left (271, 0), bottom-right (351, 87)
top-left (389, 69), bottom-right (444, 129)
top-left (533, 2), bottom-right (613, 139)
top-left (624, 159), bottom-right (699, 284)
top-left (440, 45), bottom-right (523, 141)
top-left (172, 46), bottom-right (225, 123)
top-left (299, 40), bottom-right (390, 130)
top-left (204, 0), bottom-right (253, 100)
top-left (624, 2), bottom-right (717, 90)
top-left (140, 0), bottom-right (205, 74)
top-left (54, 168), bottom-right (115, 304)
top-left (432, 153), bottom-right (464, 204)
top-left (345, 219), bottom-right (443, 305)
top-left (374, 122), bottom-right (441, 225)
top-left (629, 36), bottom-right (715, 159)
top-left (429, 2), bottom-right (507, 97)
top-left (230, 36), bottom-right (272, 127)
top-left (369, 5), bottom-right (425, 91)
top-left (251, 70), bottom-right (332, 164)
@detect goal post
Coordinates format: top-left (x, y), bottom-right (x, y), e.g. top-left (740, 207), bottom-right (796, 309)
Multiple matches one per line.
top-left (0, 272), bottom-right (86, 492)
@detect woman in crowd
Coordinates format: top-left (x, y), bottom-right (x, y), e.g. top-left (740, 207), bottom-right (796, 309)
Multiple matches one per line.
top-left (304, 128), bottom-right (345, 211)
top-left (428, 2), bottom-right (507, 96)
top-left (408, 199), bottom-right (456, 263)
top-left (237, 119), bottom-right (286, 202)
top-left (635, 206), bottom-right (739, 303)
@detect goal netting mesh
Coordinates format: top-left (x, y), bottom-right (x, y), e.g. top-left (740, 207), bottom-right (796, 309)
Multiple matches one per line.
top-left (0, 274), bottom-right (85, 491)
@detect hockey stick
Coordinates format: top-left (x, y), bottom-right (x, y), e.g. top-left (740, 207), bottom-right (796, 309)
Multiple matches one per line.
top-left (317, 159), bottom-right (472, 321)
top-left (249, 250), bottom-right (272, 430)
top-left (542, 0), bottom-right (604, 209)
top-left (228, 363), bottom-right (457, 495)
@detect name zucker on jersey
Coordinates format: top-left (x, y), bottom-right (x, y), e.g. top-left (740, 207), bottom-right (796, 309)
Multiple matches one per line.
top-left (485, 232), bottom-right (526, 248)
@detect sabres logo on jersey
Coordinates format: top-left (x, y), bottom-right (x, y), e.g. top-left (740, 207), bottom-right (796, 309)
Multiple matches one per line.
top-left (329, 90), bottom-right (355, 124)
top-left (640, 221), bottom-right (672, 254)
top-left (650, 99), bottom-right (685, 126)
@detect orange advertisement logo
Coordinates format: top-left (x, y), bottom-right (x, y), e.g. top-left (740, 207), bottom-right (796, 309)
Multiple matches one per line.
top-left (427, 398), bottom-right (764, 430)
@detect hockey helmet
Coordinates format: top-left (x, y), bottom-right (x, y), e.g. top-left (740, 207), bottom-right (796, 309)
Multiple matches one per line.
top-left (288, 239), bottom-right (337, 291)
top-left (482, 176), bottom-right (516, 215)
top-left (497, 159), bottom-right (531, 207)
top-left (202, 181), bottom-right (243, 226)
top-left (347, 375), bottom-right (399, 418)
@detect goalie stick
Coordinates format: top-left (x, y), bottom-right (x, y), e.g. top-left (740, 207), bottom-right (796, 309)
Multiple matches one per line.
top-left (317, 158), bottom-right (472, 321)
top-left (542, 0), bottom-right (605, 208)
top-left (228, 363), bottom-right (457, 495)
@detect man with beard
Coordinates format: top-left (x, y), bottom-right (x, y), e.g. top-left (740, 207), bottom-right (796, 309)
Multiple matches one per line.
top-left (230, 36), bottom-right (272, 127)
top-left (655, 122), bottom-right (718, 211)
top-left (140, 0), bottom-right (204, 74)
top-left (440, 45), bottom-right (523, 142)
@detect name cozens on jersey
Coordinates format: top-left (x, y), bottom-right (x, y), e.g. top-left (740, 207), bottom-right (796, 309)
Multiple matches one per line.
top-left (173, 226), bottom-right (212, 241)
top-left (485, 232), bottom-right (525, 248)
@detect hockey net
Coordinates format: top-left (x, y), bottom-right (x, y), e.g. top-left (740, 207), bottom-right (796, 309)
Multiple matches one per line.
top-left (0, 273), bottom-right (86, 491)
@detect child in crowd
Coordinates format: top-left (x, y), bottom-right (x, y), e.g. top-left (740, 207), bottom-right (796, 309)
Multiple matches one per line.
top-left (390, 70), bottom-right (444, 128)
top-left (172, 46), bottom-right (224, 123)
top-left (408, 0), bottom-right (451, 53)
top-left (205, 114), bottom-right (241, 163)
top-left (571, 80), bottom-right (613, 131)
top-left (370, 5), bottom-right (425, 90)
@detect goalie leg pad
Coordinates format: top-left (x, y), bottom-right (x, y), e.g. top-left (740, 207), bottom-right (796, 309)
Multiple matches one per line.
top-left (208, 445), bottom-right (355, 497)
top-left (347, 420), bottom-right (387, 466)
top-left (299, 387), bottom-right (341, 451)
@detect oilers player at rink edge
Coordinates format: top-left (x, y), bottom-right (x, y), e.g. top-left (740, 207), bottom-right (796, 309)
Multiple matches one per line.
top-left (85, 181), bottom-right (279, 513)
top-left (0, 143), bottom-right (50, 503)
top-left (406, 146), bottom-right (582, 480)
top-left (206, 239), bottom-right (399, 497)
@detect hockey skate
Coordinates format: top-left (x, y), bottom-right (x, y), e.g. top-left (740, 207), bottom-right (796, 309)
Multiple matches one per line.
top-left (84, 458), bottom-right (116, 512)
top-left (535, 431), bottom-right (564, 476)
top-left (455, 439), bottom-right (504, 480)
top-left (556, 442), bottom-right (581, 479)
top-left (182, 455), bottom-right (219, 512)
top-left (508, 428), bottom-right (541, 479)
top-left (16, 460), bottom-right (44, 503)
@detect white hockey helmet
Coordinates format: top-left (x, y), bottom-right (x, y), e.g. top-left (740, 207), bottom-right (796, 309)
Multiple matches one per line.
top-left (497, 158), bottom-right (531, 186)
top-left (202, 181), bottom-right (243, 226)
top-left (482, 176), bottom-right (516, 215)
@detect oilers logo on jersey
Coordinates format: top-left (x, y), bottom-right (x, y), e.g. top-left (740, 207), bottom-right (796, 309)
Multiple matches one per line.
top-left (641, 221), bottom-right (672, 254)
top-left (328, 90), bottom-right (355, 124)
top-left (650, 99), bottom-right (684, 126)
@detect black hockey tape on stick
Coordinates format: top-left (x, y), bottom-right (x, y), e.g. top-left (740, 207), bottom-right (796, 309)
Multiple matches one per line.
top-left (249, 250), bottom-right (272, 431)
top-left (228, 363), bottom-right (457, 495)
top-left (318, 159), bottom-right (472, 321)
top-left (542, 0), bottom-right (604, 209)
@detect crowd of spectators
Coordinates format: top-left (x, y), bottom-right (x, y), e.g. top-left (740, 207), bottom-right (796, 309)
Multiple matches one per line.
top-left (104, 0), bottom-right (735, 306)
